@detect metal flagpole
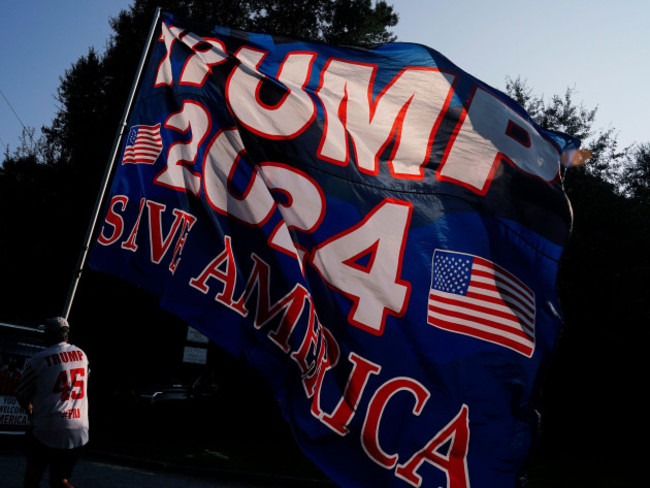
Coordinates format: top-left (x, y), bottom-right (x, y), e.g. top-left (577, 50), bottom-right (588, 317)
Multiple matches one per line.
top-left (63, 8), bottom-right (162, 320)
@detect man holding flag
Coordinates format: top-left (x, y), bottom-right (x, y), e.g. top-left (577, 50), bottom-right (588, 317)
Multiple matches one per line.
top-left (16, 317), bottom-right (89, 488)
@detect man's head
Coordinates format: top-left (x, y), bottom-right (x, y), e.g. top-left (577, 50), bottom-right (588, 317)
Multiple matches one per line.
top-left (39, 316), bottom-right (70, 345)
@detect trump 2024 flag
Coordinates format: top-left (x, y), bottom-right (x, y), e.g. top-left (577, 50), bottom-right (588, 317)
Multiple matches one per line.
top-left (89, 11), bottom-right (579, 488)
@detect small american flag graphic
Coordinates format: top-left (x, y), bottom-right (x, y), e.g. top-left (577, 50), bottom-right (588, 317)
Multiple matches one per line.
top-left (428, 249), bottom-right (536, 357)
top-left (122, 124), bottom-right (163, 165)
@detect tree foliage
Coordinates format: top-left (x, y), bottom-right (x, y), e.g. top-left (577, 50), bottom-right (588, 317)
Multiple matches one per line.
top-left (620, 143), bottom-right (650, 204)
top-left (505, 76), bottom-right (629, 181)
top-left (108, 0), bottom-right (397, 46)
top-left (505, 77), bottom-right (650, 461)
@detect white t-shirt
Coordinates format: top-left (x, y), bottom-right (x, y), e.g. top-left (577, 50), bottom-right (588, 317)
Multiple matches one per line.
top-left (20, 342), bottom-right (90, 449)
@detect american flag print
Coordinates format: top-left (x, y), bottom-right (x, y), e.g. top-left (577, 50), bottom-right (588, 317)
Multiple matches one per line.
top-left (428, 249), bottom-right (536, 357)
top-left (122, 124), bottom-right (163, 165)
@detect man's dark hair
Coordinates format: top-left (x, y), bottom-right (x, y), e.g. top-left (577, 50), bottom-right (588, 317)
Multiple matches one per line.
top-left (45, 327), bottom-right (69, 345)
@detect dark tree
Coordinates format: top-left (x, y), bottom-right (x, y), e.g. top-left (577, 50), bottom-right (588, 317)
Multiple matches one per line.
top-left (248, 0), bottom-right (398, 44)
top-left (506, 77), bottom-right (650, 467)
top-left (505, 76), bottom-right (628, 181)
top-left (620, 143), bottom-right (650, 205)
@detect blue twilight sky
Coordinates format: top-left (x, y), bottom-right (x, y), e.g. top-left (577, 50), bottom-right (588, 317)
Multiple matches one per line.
top-left (1, 0), bottom-right (648, 154)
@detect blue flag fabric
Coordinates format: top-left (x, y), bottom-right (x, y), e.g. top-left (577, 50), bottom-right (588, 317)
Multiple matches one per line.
top-left (89, 12), bottom-right (579, 488)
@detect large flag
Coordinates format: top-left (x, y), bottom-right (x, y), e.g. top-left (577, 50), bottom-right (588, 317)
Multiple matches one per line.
top-left (89, 11), bottom-right (579, 488)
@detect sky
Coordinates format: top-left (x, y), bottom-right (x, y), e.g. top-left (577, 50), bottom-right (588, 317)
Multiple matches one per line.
top-left (1, 0), bottom-right (648, 154)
